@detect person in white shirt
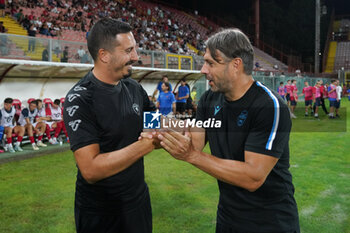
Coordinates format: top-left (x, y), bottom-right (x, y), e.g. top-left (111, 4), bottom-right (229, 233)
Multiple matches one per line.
top-left (0, 98), bottom-right (25, 153)
top-left (17, 100), bottom-right (40, 151)
top-left (77, 46), bottom-right (86, 60)
top-left (335, 80), bottom-right (343, 117)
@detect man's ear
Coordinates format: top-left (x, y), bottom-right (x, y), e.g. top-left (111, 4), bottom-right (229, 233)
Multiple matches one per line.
top-left (231, 58), bottom-right (243, 72)
top-left (98, 48), bottom-right (109, 63)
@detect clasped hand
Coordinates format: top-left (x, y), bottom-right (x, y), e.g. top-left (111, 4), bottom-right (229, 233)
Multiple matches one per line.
top-left (139, 129), bottom-right (194, 161)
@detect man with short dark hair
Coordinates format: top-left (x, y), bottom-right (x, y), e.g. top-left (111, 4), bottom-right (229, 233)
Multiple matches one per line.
top-left (152, 75), bottom-right (173, 100)
top-left (176, 78), bottom-right (189, 115)
top-left (63, 18), bottom-right (157, 233)
top-left (0, 98), bottom-right (25, 153)
top-left (300, 81), bottom-right (313, 116)
top-left (17, 100), bottom-right (40, 150)
top-left (156, 28), bottom-right (300, 233)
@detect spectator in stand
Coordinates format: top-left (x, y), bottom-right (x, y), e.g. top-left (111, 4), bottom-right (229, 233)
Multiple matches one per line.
top-left (27, 24), bottom-right (36, 53)
top-left (39, 23), bottom-right (50, 36)
top-left (10, 5), bottom-right (17, 17)
top-left (176, 78), bottom-right (189, 116)
top-left (0, 98), bottom-right (25, 153)
top-left (335, 80), bottom-right (342, 118)
top-left (21, 15), bottom-right (31, 30)
top-left (48, 0), bottom-right (55, 7)
top-left (299, 81), bottom-right (313, 116)
top-left (277, 82), bottom-right (286, 101)
top-left (156, 82), bottom-right (176, 116)
top-left (328, 79), bottom-right (338, 119)
top-left (152, 75), bottom-right (172, 100)
top-left (61, 46), bottom-right (69, 63)
top-left (0, 21), bottom-right (7, 33)
top-left (290, 79), bottom-right (298, 118)
top-left (17, 100), bottom-right (40, 151)
top-left (28, 11), bottom-right (34, 21)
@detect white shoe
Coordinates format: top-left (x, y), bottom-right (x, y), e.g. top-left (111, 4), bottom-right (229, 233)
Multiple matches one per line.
top-left (37, 141), bottom-right (47, 147)
top-left (49, 138), bottom-right (58, 145)
top-left (290, 113), bottom-right (297, 119)
top-left (14, 144), bottom-right (23, 152)
top-left (32, 143), bottom-right (39, 151)
top-left (7, 144), bottom-right (15, 153)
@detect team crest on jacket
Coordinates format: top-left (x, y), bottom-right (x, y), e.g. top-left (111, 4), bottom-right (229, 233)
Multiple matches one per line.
top-left (132, 103), bottom-right (140, 115)
top-left (237, 110), bottom-right (248, 127)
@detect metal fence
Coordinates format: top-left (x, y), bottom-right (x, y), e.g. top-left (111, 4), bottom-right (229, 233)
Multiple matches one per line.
top-left (0, 33), bottom-right (332, 100)
top-left (0, 33), bottom-right (204, 69)
top-left (192, 73), bottom-right (331, 102)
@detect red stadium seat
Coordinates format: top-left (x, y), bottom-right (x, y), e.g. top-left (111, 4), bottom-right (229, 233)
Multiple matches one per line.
top-left (12, 99), bottom-right (22, 123)
top-left (12, 99), bottom-right (22, 112)
top-left (43, 98), bottom-right (53, 108)
top-left (27, 98), bottom-right (36, 104)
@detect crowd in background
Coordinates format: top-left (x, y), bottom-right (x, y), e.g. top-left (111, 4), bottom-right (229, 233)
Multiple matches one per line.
top-left (4, 0), bottom-right (208, 56)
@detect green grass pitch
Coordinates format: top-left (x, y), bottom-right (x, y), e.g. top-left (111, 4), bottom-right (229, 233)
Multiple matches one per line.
top-left (0, 98), bottom-right (349, 233)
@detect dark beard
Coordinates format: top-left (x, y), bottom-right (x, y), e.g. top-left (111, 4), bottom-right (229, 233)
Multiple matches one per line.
top-left (123, 68), bottom-right (132, 79)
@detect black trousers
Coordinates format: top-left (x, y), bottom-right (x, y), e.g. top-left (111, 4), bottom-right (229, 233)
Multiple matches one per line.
top-left (75, 193), bottom-right (152, 233)
top-left (313, 97), bottom-right (328, 114)
top-left (216, 223), bottom-right (299, 233)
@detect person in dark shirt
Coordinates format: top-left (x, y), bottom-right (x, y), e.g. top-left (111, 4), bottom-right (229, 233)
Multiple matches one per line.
top-left (176, 78), bottom-right (189, 115)
top-left (42, 46), bottom-right (49, 61)
top-left (27, 24), bottom-right (36, 52)
top-left (0, 21), bottom-right (7, 33)
top-left (60, 46), bottom-right (69, 62)
top-left (63, 18), bottom-right (158, 233)
top-left (156, 29), bottom-right (300, 233)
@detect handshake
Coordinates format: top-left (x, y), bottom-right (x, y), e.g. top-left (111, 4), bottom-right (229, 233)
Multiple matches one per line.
top-left (138, 126), bottom-right (195, 162)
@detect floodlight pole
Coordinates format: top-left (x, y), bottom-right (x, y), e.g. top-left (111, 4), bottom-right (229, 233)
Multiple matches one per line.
top-left (315, 0), bottom-right (320, 74)
top-left (254, 0), bottom-right (260, 48)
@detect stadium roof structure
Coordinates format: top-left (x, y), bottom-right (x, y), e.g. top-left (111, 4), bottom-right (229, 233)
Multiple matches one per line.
top-left (0, 59), bottom-right (203, 83)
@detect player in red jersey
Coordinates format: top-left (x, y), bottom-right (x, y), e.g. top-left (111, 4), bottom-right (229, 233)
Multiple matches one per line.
top-left (284, 80), bottom-right (292, 106)
top-left (299, 81), bottom-right (314, 116)
top-left (289, 79), bottom-right (298, 118)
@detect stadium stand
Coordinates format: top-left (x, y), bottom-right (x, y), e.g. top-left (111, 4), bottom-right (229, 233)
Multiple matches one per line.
top-left (324, 17), bottom-right (350, 73)
top-left (0, 0), bottom-right (289, 71)
top-left (334, 41), bottom-right (350, 71)
top-left (254, 47), bottom-right (288, 71)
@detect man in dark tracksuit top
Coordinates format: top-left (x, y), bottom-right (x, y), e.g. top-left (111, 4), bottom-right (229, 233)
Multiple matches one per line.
top-left (156, 29), bottom-right (300, 232)
top-left (63, 18), bottom-right (158, 233)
